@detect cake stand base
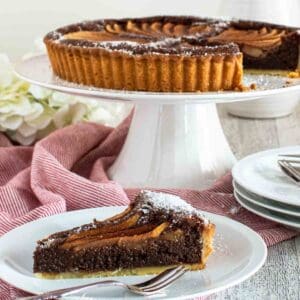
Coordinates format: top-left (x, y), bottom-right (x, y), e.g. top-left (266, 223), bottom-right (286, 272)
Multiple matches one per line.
top-left (108, 102), bottom-right (236, 189)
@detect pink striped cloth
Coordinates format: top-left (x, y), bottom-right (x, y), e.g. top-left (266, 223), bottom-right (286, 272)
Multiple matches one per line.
top-left (0, 116), bottom-right (297, 299)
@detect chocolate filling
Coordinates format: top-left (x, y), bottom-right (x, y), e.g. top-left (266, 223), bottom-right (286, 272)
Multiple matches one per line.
top-left (34, 226), bottom-right (202, 273)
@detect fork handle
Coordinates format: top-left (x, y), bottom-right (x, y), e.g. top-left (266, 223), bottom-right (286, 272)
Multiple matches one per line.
top-left (16, 295), bottom-right (61, 300)
top-left (16, 297), bottom-right (46, 300)
top-left (16, 280), bottom-right (124, 300)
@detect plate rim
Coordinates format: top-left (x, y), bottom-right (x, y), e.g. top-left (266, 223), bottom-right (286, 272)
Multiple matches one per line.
top-left (0, 206), bottom-right (267, 299)
top-left (14, 54), bottom-right (300, 104)
top-left (232, 145), bottom-right (300, 206)
top-left (233, 181), bottom-right (300, 217)
top-left (234, 190), bottom-right (300, 228)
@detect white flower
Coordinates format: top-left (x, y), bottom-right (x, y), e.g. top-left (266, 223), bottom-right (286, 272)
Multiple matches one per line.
top-left (70, 103), bottom-right (88, 124)
top-left (88, 106), bottom-right (115, 125)
top-left (0, 52), bottom-right (131, 145)
top-left (0, 96), bottom-right (32, 116)
top-left (49, 91), bottom-right (76, 107)
top-left (24, 102), bottom-right (44, 121)
top-left (0, 115), bottom-right (23, 130)
top-left (86, 101), bottom-right (132, 127)
top-left (26, 111), bottom-right (52, 130)
top-left (52, 105), bottom-right (70, 128)
top-left (9, 131), bottom-right (37, 146)
top-left (28, 85), bottom-right (52, 99)
top-left (18, 122), bottom-right (37, 137)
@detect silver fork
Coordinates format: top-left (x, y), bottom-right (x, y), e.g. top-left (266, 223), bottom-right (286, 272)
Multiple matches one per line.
top-left (16, 265), bottom-right (187, 299)
top-left (278, 159), bottom-right (300, 185)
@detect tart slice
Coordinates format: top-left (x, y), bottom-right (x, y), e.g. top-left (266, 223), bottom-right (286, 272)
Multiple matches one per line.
top-left (33, 191), bottom-right (215, 279)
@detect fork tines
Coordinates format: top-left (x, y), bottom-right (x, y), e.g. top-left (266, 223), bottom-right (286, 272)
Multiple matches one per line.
top-left (278, 159), bottom-right (300, 184)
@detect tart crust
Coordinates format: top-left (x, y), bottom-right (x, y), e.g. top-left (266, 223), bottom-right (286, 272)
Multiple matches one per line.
top-left (45, 40), bottom-right (243, 92)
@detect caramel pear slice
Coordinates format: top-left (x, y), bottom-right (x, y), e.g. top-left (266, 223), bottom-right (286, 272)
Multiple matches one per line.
top-left (65, 213), bottom-right (140, 243)
top-left (61, 223), bottom-right (158, 250)
top-left (71, 222), bottom-right (169, 252)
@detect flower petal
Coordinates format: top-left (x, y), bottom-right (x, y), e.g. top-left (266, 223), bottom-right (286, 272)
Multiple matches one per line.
top-left (18, 122), bottom-right (37, 137)
top-left (28, 85), bottom-right (52, 99)
top-left (49, 92), bottom-right (74, 107)
top-left (8, 131), bottom-right (36, 146)
top-left (0, 115), bottom-right (23, 130)
top-left (24, 102), bottom-right (44, 121)
top-left (53, 105), bottom-right (70, 128)
top-left (26, 108), bottom-right (52, 129)
top-left (70, 103), bottom-right (87, 124)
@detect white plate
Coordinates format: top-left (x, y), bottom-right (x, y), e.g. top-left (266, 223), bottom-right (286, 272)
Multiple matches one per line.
top-left (232, 146), bottom-right (300, 206)
top-left (233, 181), bottom-right (300, 217)
top-left (0, 206), bottom-right (267, 299)
top-left (234, 191), bottom-right (300, 230)
top-left (14, 54), bottom-right (300, 105)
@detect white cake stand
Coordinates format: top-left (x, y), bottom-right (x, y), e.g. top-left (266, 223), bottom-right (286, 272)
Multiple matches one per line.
top-left (15, 54), bottom-right (300, 189)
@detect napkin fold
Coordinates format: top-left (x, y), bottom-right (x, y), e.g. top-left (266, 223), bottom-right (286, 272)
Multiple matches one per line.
top-left (0, 116), bottom-right (297, 299)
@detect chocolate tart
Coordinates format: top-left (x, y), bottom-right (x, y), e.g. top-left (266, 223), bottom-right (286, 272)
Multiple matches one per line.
top-left (44, 16), bottom-right (300, 92)
top-left (33, 191), bottom-right (215, 278)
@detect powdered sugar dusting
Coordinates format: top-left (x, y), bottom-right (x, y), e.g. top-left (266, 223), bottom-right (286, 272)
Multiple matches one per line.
top-left (98, 40), bottom-right (140, 47)
top-left (97, 38), bottom-right (180, 49)
top-left (140, 190), bottom-right (209, 224)
top-left (39, 237), bottom-right (56, 248)
top-left (244, 74), bottom-right (300, 90)
top-left (213, 233), bottom-right (232, 256)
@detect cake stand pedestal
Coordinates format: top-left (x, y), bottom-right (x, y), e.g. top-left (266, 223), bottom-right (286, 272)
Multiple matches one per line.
top-left (108, 102), bottom-right (235, 189)
top-left (14, 54), bottom-right (300, 189)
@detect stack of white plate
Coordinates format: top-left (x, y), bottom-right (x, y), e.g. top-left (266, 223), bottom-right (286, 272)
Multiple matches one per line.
top-left (232, 146), bottom-right (300, 230)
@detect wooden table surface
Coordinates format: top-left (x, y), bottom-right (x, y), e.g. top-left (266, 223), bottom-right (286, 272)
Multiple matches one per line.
top-left (209, 103), bottom-right (300, 300)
